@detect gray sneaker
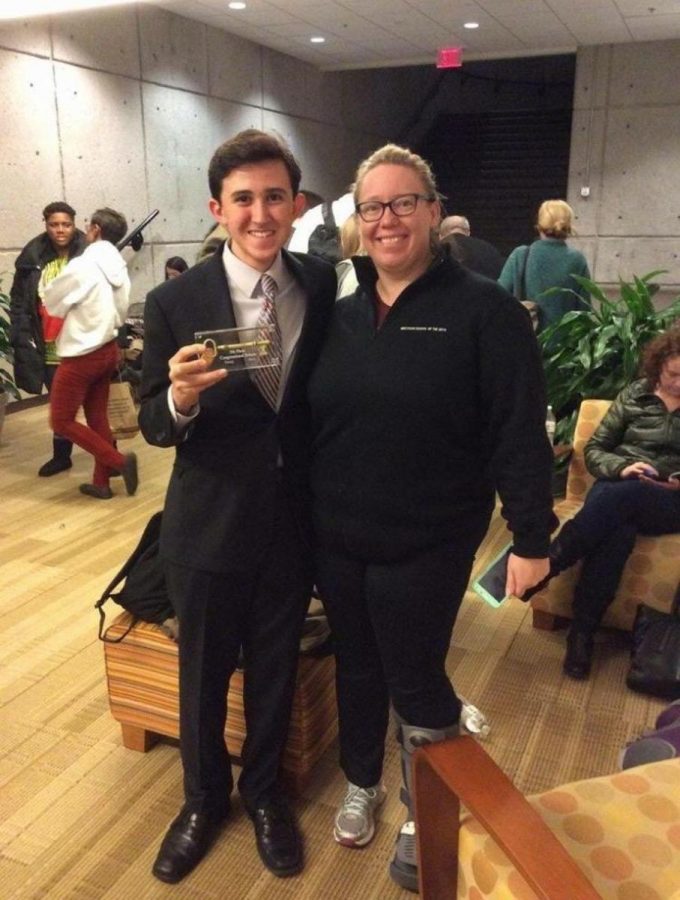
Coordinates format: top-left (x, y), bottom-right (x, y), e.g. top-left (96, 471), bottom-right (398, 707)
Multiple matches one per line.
top-left (333, 782), bottom-right (387, 847)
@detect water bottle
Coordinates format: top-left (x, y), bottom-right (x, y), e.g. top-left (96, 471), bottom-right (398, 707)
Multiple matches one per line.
top-left (545, 405), bottom-right (556, 444)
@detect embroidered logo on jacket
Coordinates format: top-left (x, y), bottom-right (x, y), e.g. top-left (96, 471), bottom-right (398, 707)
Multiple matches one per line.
top-left (400, 326), bottom-right (448, 332)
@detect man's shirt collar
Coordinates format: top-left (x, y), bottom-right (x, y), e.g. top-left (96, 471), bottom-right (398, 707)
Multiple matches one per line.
top-left (222, 242), bottom-right (290, 296)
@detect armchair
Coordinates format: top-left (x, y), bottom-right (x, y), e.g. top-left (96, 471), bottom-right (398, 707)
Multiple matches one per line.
top-left (414, 735), bottom-right (680, 899)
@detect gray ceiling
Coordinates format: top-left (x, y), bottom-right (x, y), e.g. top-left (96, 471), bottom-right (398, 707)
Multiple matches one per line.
top-left (147, 0), bottom-right (680, 69)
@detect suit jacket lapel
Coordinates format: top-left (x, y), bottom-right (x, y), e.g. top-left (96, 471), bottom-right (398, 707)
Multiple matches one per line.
top-left (197, 246), bottom-right (238, 331)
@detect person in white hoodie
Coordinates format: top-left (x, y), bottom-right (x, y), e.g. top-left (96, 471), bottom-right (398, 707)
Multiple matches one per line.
top-left (44, 207), bottom-right (138, 500)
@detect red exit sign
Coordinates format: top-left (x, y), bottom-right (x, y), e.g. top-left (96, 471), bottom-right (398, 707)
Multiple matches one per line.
top-left (437, 47), bottom-right (462, 68)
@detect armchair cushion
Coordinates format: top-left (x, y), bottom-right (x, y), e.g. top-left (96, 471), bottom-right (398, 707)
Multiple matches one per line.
top-left (458, 758), bottom-right (680, 899)
top-left (414, 736), bottom-right (680, 900)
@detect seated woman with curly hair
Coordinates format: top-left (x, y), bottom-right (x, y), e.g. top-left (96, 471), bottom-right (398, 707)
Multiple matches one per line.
top-left (526, 326), bottom-right (680, 679)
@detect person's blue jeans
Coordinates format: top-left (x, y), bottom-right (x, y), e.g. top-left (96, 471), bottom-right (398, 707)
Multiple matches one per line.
top-left (570, 479), bottom-right (680, 629)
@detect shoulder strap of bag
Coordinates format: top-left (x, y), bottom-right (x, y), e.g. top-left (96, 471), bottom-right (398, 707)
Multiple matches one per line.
top-left (518, 244), bottom-right (531, 302)
top-left (95, 511), bottom-right (163, 642)
top-left (321, 201), bottom-right (336, 230)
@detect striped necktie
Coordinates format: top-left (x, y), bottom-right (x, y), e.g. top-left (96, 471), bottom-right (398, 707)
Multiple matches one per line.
top-left (252, 273), bottom-right (282, 408)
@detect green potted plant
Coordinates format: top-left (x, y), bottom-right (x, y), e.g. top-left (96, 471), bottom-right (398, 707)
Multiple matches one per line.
top-left (0, 279), bottom-right (20, 438)
top-left (539, 271), bottom-right (680, 443)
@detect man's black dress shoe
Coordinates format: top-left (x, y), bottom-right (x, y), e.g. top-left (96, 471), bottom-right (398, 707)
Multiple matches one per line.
top-left (152, 806), bottom-right (228, 884)
top-left (250, 800), bottom-right (303, 877)
top-left (563, 628), bottom-right (594, 680)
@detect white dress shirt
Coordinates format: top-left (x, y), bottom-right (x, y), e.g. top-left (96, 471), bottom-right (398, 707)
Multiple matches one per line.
top-left (171, 242), bottom-right (307, 426)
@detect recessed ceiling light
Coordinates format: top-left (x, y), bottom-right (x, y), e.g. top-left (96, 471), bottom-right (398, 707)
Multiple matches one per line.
top-left (310, 36), bottom-right (326, 43)
top-left (464, 21), bottom-right (479, 29)
top-left (228, 2), bottom-right (246, 9)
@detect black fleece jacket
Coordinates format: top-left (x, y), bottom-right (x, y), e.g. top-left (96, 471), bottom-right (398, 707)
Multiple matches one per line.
top-left (308, 252), bottom-right (556, 562)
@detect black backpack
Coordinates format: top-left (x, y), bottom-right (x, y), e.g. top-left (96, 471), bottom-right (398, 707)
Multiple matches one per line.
top-left (307, 202), bottom-right (341, 264)
top-left (95, 511), bottom-right (175, 642)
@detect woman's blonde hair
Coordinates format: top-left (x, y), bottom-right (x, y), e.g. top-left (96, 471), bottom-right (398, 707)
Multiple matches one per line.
top-left (536, 199), bottom-right (575, 239)
top-left (340, 213), bottom-right (363, 258)
top-left (353, 144), bottom-right (442, 252)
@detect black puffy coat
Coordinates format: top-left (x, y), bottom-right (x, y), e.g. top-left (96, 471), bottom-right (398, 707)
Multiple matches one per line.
top-left (9, 229), bottom-right (86, 393)
top-left (585, 380), bottom-right (680, 481)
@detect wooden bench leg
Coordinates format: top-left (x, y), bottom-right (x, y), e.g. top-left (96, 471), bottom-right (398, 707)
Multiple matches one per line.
top-left (532, 609), bottom-right (560, 631)
top-left (121, 723), bottom-right (160, 752)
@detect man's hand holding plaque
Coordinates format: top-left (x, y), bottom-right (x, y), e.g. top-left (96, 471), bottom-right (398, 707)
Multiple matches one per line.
top-left (195, 325), bottom-right (281, 372)
top-left (169, 342), bottom-right (228, 416)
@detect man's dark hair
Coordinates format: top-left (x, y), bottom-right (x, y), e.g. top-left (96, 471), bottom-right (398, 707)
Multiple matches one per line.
top-left (90, 207), bottom-right (128, 245)
top-left (43, 201), bottom-right (76, 220)
top-left (208, 129), bottom-right (302, 200)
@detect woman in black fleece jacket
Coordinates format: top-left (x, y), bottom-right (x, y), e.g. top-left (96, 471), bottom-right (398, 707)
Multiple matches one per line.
top-left (308, 144), bottom-right (555, 892)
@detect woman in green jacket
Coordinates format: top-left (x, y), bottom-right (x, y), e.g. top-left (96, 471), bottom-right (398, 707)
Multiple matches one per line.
top-left (527, 327), bottom-right (680, 679)
top-left (498, 199), bottom-right (590, 332)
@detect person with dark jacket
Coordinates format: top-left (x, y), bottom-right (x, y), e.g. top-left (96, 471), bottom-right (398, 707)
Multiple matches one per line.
top-left (9, 201), bottom-right (87, 475)
top-left (525, 327), bottom-right (680, 680)
top-left (140, 130), bottom-right (335, 885)
top-left (308, 144), bottom-right (555, 892)
top-left (440, 214), bottom-right (505, 279)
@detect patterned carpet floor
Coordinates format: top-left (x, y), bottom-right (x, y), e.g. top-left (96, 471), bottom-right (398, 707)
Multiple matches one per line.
top-left (0, 403), bottom-right (668, 899)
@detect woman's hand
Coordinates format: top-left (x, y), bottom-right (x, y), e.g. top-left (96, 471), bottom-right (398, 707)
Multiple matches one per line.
top-left (169, 342), bottom-right (227, 415)
top-left (639, 474), bottom-right (680, 491)
top-left (506, 554), bottom-right (550, 599)
top-left (621, 461), bottom-right (659, 479)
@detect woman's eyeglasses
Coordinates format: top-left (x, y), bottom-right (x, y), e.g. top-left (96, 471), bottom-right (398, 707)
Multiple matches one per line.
top-left (355, 193), bottom-right (435, 223)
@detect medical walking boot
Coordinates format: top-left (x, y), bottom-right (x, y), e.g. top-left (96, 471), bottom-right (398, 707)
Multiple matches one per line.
top-left (389, 721), bottom-right (461, 892)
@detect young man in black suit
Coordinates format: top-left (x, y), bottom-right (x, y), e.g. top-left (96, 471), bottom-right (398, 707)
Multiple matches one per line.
top-left (139, 130), bottom-right (336, 883)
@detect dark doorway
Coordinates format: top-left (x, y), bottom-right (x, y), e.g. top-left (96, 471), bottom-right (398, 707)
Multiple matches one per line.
top-left (416, 55), bottom-right (576, 259)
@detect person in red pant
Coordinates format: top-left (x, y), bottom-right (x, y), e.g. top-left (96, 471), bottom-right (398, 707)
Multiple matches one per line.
top-left (44, 207), bottom-right (138, 499)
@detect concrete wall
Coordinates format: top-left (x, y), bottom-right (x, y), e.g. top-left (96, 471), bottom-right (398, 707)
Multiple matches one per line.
top-left (569, 41), bottom-right (680, 290)
top-left (3, 8), bottom-right (680, 302)
top-left (0, 4), bottom-right (425, 303)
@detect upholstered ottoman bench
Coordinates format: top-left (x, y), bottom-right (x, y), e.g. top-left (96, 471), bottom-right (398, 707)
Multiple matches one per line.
top-left (103, 612), bottom-right (337, 791)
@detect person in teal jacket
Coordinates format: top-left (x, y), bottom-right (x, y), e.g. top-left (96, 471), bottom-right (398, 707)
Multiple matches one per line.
top-left (498, 199), bottom-right (591, 331)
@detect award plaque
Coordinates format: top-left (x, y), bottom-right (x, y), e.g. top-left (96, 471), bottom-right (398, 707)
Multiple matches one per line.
top-left (195, 324), bottom-right (280, 371)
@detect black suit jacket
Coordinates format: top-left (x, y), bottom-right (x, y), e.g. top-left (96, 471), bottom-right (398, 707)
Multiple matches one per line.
top-left (448, 234), bottom-right (505, 280)
top-left (139, 247), bottom-right (336, 574)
